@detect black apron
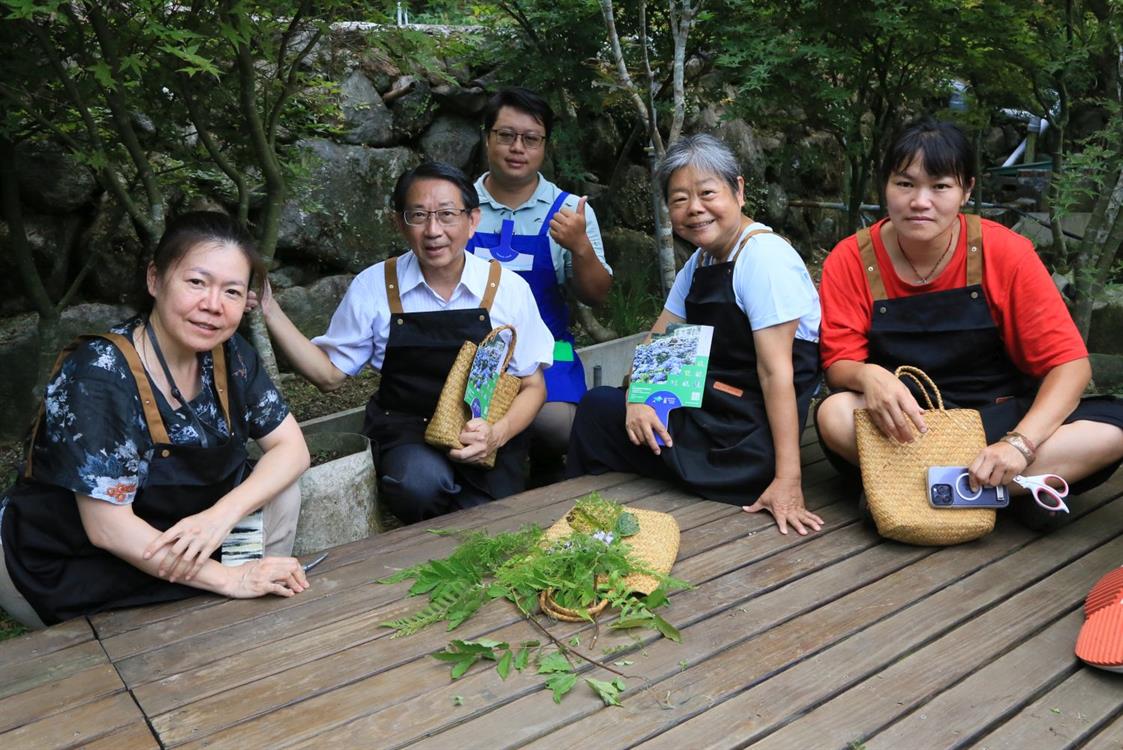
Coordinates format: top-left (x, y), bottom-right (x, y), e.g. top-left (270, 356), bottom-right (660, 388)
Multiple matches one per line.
top-left (362, 256), bottom-right (528, 500)
top-left (864, 214), bottom-right (1035, 425)
top-left (1, 333), bottom-right (248, 625)
top-left (661, 230), bottom-right (822, 504)
top-left (863, 214), bottom-right (1047, 445)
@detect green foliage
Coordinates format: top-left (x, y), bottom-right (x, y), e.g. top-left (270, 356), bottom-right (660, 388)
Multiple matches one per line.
top-left (382, 492), bottom-right (688, 703)
top-left (585, 676), bottom-right (626, 707)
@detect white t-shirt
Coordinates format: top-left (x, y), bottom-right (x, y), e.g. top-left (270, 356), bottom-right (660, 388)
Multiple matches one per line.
top-left (312, 250), bottom-right (554, 377)
top-left (474, 173), bottom-right (613, 284)
top-left (664, 223), bottom-right (821, 343)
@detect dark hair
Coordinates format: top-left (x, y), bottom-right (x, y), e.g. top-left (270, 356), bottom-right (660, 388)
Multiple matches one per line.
top-left (880, 117), bottom-right (976, 189)
top-left (392, 162), bottom-right (480, 214)
top-left (142, 211), bottom-right (265, 312)
top-left (482, 87), bottom-right (554, 139)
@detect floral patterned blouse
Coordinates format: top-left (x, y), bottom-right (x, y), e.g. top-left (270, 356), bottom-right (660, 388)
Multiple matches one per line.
top-left (20, 317), bottom-right (289, 506)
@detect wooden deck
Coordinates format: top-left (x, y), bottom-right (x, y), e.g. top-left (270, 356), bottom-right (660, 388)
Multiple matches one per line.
top-left (3, 434), bottom-right (1123, 749)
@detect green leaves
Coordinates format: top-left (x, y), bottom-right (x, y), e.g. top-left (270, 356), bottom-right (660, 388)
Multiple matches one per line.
top-left (536, 652), bottom-right (574, 674)
top-left (432, 639), bottom-right (540, 682)
top-left (614, 511), bottom-right (641, 538)
top-left (545, 673), bottom-right (578, 703)
top-left (586, 677), bottom-right (627, 707)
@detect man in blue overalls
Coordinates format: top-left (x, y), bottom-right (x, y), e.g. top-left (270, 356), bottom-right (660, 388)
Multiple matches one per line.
top-left (468, 88), bottom-right (613, 483)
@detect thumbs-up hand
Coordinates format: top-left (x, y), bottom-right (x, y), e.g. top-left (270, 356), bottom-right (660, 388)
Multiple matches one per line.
top-left (548, 195), bottom-right (589, 252)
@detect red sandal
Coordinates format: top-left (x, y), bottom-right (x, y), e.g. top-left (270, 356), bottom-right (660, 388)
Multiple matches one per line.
top-left (1076, 567), bottom-right (1123, 673)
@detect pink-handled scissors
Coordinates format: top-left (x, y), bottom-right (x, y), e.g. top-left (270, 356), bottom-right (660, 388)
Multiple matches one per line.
top-left (1012, 474), bottom-right (1070, 514)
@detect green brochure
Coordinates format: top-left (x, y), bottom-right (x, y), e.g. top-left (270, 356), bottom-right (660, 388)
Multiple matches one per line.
top-left (465, 330), bottom-right (512, 419)
top-left (626, 323), bottom-right (713, 445)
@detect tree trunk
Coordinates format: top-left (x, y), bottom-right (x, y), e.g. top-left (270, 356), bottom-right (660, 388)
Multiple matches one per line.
top-left (572, 301), bottom-right (618, 343)
top-left (1072, 162), bottom-right (1123, 338)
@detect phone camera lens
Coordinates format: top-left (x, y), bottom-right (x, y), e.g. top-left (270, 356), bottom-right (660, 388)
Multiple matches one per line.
top-left (932, 484), bottom-right (953, 505)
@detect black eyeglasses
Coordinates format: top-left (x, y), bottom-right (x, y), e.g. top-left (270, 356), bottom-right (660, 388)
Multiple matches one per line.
top-left (402, 208), bottom-right (470, 227)
top-left (489, 128), bottom-right (546, 149)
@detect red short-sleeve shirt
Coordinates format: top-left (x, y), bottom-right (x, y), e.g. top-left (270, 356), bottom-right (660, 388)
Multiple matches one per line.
top-left (819, 216), bottom-right (1087, 378)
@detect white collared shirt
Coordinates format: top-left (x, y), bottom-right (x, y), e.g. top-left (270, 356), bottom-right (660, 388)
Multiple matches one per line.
top-left (312, 250), bottom-right (554, 377)
top-left (474, 173), bottom-right (612, 285)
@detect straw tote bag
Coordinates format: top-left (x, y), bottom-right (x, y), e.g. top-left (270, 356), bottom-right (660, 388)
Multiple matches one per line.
top-left (854, 366), bottom-right (995, 545)
top-left (425, 325), bottom-right (521, 469)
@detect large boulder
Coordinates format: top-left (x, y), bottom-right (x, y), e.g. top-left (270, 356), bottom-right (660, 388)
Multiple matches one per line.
top-left (713, 117), bottom-right (767, 184)
top-left (1090, 353), bottom-right (1123, 396)
top-left (0, 211), bottom-right (82, 316)
top-left (277, 139), bottom-right (418, 272)
top-left (85, 209), bottom-right (148, 305)
top-left (419, 115), bottom-right (480, 172)
top-left (431, 83), bottom-right (489, 118)
top-left (390, 77), bottom-right (437, 140)
top-left (1089, 289), bottom-right (1123, 357)
top-left (273, 274), bottom-right (354, 343)
top-left (601, 226), bottom-right (660, 296)
top-left (0, 304), bottom-right (135, 441)
top-left (15, 142), bottom-right (99, 214)
top-left (338, 70), bottom-right (395, 146)
top-left (609, 163), bottom-right (654, 232)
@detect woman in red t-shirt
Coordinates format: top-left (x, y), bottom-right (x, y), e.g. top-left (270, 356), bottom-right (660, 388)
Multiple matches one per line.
top-left (816, 118), bottom-right (1123, 528)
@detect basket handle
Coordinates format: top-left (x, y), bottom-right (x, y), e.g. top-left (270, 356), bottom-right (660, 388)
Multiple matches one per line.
top-left (480, 324), bottom-right (518, 371)
top-left (893, 365), bottom-right (944, 411)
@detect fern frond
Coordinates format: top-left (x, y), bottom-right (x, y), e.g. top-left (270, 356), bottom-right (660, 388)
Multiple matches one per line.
top-left (382, 579), bottom-right (487, 637)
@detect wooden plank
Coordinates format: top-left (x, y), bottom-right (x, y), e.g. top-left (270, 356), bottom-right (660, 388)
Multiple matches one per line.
top-left (89, 472), bottom-right (645, 639)
top-left (0, 661), bottom-right (124, 733)
top-left (512, 521), bottom-right (1038, 750)
top-left (79, 722), bottom-right (161, 750)
top-left (365, 529), bottom-right (911, 750)
top-left (0, 691), bottom-right (147, 750)
top-left (968, 667), bottom-right (1123, 749)
top-left (1080, 710), bottom-right (1123, 750)
top-left (633, 482), bottom-right (1123, 749)
top-left (102, 476), bottom-right (674, 666)
top-left (131, 498), bottom-right (844, 719)
top-left (113, 483), bottom-right (706, 687)
top-left (94, 432), bottom-right (830, 642)
top-left (733, 523), bottom-right (1123, 749)
top-left (0, 639), bottom-right (107, 699)
top-left (0, 617), bottom-right (93, 670)
top-left (864, 609), bottom-right (1083, 749)
top-left (155, 504), bottom-right (870, 747)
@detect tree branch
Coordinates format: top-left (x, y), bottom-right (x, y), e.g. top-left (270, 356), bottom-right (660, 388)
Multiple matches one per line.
top-left (176, 79), bottom-right (251, 226)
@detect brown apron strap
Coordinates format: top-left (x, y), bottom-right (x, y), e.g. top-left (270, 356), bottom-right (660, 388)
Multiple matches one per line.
top-left (480, 260), bottom-right (502, 311)
top-left (964, 213), bottom-right (983, 287)
top-left (385, 257), bottom-right (403, 315)
top-left (857, 227), bottom-right (888, 302)
top-left (728, 228), bottom-right (774, 264)
top-left (101, 333), bottom-right (171, 446)
top-left (24, 333), bottom-right (171, 479)
top-left (209, 342), bottom-right (231, 430)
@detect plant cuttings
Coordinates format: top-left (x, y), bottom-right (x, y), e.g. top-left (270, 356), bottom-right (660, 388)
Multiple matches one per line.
top-left (379, 493), bottom-right (689, 704)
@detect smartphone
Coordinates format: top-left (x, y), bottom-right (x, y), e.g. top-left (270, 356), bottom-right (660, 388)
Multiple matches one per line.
top-left (927, 466), bottom-right (1009, 509)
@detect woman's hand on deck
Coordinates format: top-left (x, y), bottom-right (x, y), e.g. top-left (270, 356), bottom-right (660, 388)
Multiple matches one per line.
top-left (625, 403), bottom-right (672, 455)
top-left (450, 418), bottom-right (501, 464)
top-left (144, 505), bottom-right (239, 583)
top-left (227, 557), bottom-right (309, 598)
top-left (742, 477), bottom-right (822, 535)
top-left (859, 365), bottom-right (927, 443)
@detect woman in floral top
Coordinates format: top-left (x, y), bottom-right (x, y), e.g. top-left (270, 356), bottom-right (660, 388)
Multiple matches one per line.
top-left (0, 212), bottom-right (311, 627)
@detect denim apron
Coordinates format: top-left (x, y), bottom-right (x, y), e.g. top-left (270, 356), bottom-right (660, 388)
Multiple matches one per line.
top-left (1, 333), bottom-right (248, 625)
top-left (467, 191), bottom-right (586, 403)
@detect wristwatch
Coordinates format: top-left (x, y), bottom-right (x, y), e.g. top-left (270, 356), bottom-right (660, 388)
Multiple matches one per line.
top-left (1001, 431), bottom-right (1036, 465)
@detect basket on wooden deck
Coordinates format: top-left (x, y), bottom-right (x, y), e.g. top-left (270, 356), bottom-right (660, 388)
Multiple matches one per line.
top-left (425, 325), bottom-right (521, 469)
top-left (855, 365), bottom-right (995, 546)
top-left (538, 507), bottom-right (681, 621)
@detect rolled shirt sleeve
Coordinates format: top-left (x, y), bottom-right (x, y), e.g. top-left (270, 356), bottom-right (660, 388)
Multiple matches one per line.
top-left (311, 267), bottom-right (388, 375)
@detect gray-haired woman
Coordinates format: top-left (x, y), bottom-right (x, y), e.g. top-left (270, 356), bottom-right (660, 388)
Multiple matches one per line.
top-left (567, 134), bottom-right (824, 535)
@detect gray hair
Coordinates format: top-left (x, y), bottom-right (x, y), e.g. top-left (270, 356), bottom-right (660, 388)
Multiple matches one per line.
top-left (654, 133), bottom-right (742, 200)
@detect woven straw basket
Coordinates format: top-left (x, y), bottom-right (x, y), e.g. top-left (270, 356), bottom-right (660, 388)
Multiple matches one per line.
top-left (538, 507), bottom-right (681, 621)
top-left (425, 325), bottom-right (521, 469)
top-left (854, 366), bottom-right (995, 546)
